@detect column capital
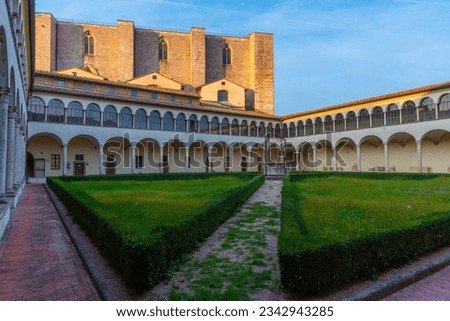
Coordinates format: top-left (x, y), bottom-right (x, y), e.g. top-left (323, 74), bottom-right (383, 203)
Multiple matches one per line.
top-left (0, 89), bottom-right (11, 103)
top-left (416, 139), bottom-right (422, 145)
top-left (8, 105), bottom-right (17, 117)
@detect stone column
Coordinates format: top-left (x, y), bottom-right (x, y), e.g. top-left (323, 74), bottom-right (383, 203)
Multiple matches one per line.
top-left (98, 144), bottom-right (104, 175)
top-left (312, 145), bottom-right (317, 171)
top-left (13, 121), bottom-right (20, 187)
top-left (208, 148), bottom-right (213, 172)
top-left (62, 144), bottom-right (68, 176)
top-left (356, 144), bottom-right (361, 172)
top-left (0, 91), bottom-right (11, 196)
top-left (416, 140), bottom-right (422, 173)
top-left (185, 148), bottom-right (189, 172)
top-left (159, 151), bottom-right (164, 173)
top-left (332, 147), bottom-right (337, 171)
top-left (130, 144), bottom-right (137, 174)
top-left (6, 106), bottom-right (17, 193)
top-left (384, 142), bottom-right (389, 172)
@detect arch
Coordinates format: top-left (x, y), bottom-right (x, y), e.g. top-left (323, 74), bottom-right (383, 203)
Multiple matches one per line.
top-left (346, 111), bottom-right (357, 130)
top-left (281, 123), bottom-right (288, 138)
top-left (119, 107), bottom-right (133, 128)
top-left (103, 105), bottom-right (117, 127)
top-left (231, 119), bottom-right (239, 136)
top-left (297, 120), bottom-right (304, 136)
top-left (218, 90), bottom-right (228, 102)
top-left (47, 99), bottom-right (65, 123)
top-left (211, 116), bottom-right (220, 134)
top-left (438, 93), bottom-right (450, 119)
top-left (359, 135), bottom-right (384, 172)
top-left (335, 113), bottom-right (345, 132)
top-left (241, 120), bottom-right (248, 136)
top-left (86, 103), bottom-right (100, 126)
top-left (135, 108), bottom-right (147, 129)
top-left (222, 44), bottom-right (231, 65)
top-left (274, 123), bottom-right (281, 138)
top-left (27, 96), bottom-right (45, 121)
top-left (159, 38), bottom-right (168, 60)
top-left (67, 101), bottom-right (83, 125)
top-left (386, 103), bottom-right (400, 125)
top-left (419, 97), bottom-right (436, 121)
top-left (305, 119), bottom-right (313, 136)
top-left (314, 117), bottom-right (323, 134)
top-left (402, 100), bottom-right (417, 123)
top-left (324, 115), bottom-right (333, 132)
top-left (358, 109), bottom-right (370, 129)
top-left (200, 115), bottom-right (209, 134)
top-left (372, 106), bottom-right (384, 127)
top-left (0, 26), bottom-right (8, 89)
top-left (83, 31), bottom-right (94, 55)
top-left (163, 111), bottom-right (174, 131)
top-left (176, 113), bottom-right (186, 132)
top-left (188, 114), bottom-right (198, 133)
top-left (250, 121), bottom-right (258, 137)
top-left (289, 122), bottom-right (296, 137)
top-left (221, 117), bottom-right (229, 135)
top-left (258, 121), bottom-right (266, 137)
top-left (267, 122), bottom-right (274, 137)
top-left (149, 110), bottom-right (161, 130)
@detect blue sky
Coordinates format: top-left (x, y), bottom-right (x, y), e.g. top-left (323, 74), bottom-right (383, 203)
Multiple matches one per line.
top-left (35, 0), bottom-right (450, 115)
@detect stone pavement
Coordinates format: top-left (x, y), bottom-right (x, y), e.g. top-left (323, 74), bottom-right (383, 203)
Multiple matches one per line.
top-left (0, 184), bottom-right (99, 300)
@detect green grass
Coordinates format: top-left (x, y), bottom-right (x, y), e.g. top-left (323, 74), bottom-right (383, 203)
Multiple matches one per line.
top-left (59, 176), bottom-right (246, 243)
top-left (292, 176), bottom-right (450, 249)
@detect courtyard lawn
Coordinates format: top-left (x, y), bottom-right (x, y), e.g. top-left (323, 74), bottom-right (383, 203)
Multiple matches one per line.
top-left (279, 173), bottom-right (450, 295)
top-left (48, 173), bottom-right (264, 291)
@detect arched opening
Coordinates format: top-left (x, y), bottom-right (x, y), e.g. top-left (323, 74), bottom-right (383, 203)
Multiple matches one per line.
top-left (103, 105), bottom-right (117, 127)
top-left (86, 103), bottom-right (100, 126)
top-left (176, 113), bottom-right (186, 132)
top-left (159, 38), bottom-right (168, 60)
top-left (149, 110), bottom-right (161, 130)
top-left (372, 107), bottom-right (384, 127)
top-left (135, 109), bottom-right (147, 129)
top-left (67, 101), bottom-right (83, 125)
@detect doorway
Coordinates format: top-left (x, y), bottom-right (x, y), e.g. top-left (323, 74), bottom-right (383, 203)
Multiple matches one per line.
top-left (35, 159), bottom-right (45, 178)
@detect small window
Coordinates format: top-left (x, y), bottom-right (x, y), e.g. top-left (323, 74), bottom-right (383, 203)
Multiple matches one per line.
top-left (75, 154), bottom-right (84, 161)
top-left (108, 87), bottom-right (115, 95)
top-left (218, 90), bottom-right (228, 102)
top-left (150, 92), bottom-right (157, 100)
top-left (51, 154), bottom-right (61, 170)
top-left (84, 32), bottom-right (94, 55)
top-left (159, 39), bottom-right (168, 60)
top-left (130, 90), bottom-right (137, 97)
top-left (221, 81), bottom-right (226, 86)
top-left (170, 95), bottom-right (176, 102)
top-left (222, 44), bottom-right (231, 65)
top-left (152, 75), bottom-right (157, 80)
top-left (57, 80), bottom-right (65, 87)
top-left (187, 98), bottom-right (193, 105)
top-left (83, 84), bottom-right (92, 91)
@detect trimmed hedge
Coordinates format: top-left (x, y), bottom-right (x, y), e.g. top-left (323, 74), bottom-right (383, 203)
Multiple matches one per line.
top-left (48, 172), bottom-right (264, 291)
top-left (279, 172), bottom-right (450, 295)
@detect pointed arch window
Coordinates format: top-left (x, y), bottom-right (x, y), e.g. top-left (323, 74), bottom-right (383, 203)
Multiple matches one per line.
top-left (159, 39), bottom-right (168, 60)
top-left (84, 32), bottom-right (94, 55)
top-left (222, 44), bottom-right (231, 65)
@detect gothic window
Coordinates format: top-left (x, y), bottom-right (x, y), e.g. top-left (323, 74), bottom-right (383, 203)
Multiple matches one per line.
top-left (159, 39), bottom-right (168, 60)
top-left (223, 44), bottom-right (231, 65)
top-left (84, 32), bottom-right (94, 55)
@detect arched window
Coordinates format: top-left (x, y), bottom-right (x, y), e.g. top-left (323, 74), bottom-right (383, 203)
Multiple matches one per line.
top-left (119, 107), bottom-right (133, 128)
top-left (249, 121), bottom-right (257, 137)
top-left (346, 111), bottom-right (357, 130)
top-left (28, 96), bottom-right (45, 122)
top-left (305, 119), bottom-right (313, 135)
top-left (358, 109), bottom-right (370, 129)
top-left (259, 122), bottom-right (266, 137)
top-left (149, 110), bottom-right (161, 130)
top-left (159, 38), bottom-right (168, 60)
top-left (402, 100), bottom-right (416, 123)
top-left (200, 116), bottom-right (209, 134)
top-left (211, 117), bottom-right (220, 134)
top-left (135, 109), bottom-right (147, 129)
top-left (324, 115), bottom-right (333, 132)
top-left (419, 97), bottom-right (435, 121)
top-left (84, 32), bottom-right (94, 55)
top-left (438, 94), bottom-right (450, 119)
top-left (163, 112), bottom-right (174, 131)
top-left (231, 119), bottom-right (239, 135)
top-left (176, 113), bottom-right (186, 132)
top-left (386, 104), bottom-right (400, 125)
top-left (274, 124), bottom-right (281, 138)
top-left (315, 117), bottom-right (323, 134)
top-left (267, 123), bottom-right (274, 137)
top-left (221, 118), bottom-right (229, 135)
top-left (223, 44), bottom-right (231, 65)
top-left (86, 103), bottom-right (100, 126)
top-left (67, 101), bottom-right (83, 125)
top-left (297, 121), bottom-right (304, 136)
top-left (189, 114), bottom-right (198, 132)
top-left (289, 122), bottom-right (296, 137)
top-left (372, 107), bottom-right (384, 127)
top-left (47, 99), bottom-right (65, 123)
top-left (103, 105), bottom-right (117, 127)
top-left (335, 114), bottom-right (345, 132)
top-left (218, 90), bottom-right (228, 102)
top-left (241, 120), bottom-right (249, 136)
top-left (281, 123), bottom-right (288, 138)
